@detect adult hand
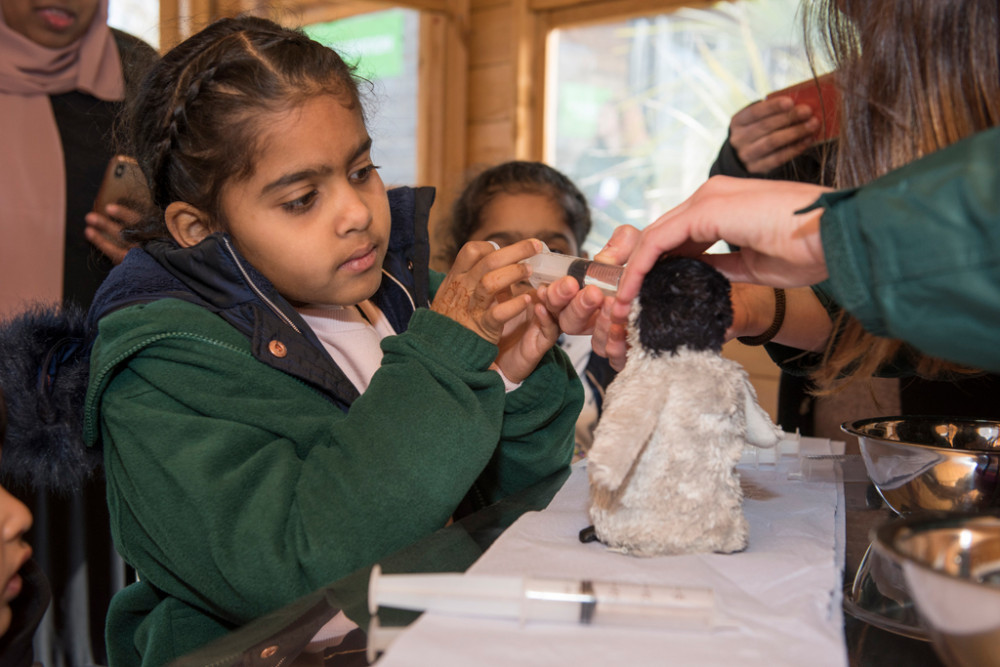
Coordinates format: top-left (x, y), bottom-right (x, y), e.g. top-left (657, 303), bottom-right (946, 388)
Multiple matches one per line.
top-left (86, 203), bottom-right (141, 265)
top-left (730, 97), bottom-right (820, 174)
top-left (611, 176), bottom-right (833, 321)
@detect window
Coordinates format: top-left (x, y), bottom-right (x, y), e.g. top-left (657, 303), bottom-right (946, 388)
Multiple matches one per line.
top-left (546, 0), bottom-right (830, 254)
top-left (108, 0), bottom-right (159, 50)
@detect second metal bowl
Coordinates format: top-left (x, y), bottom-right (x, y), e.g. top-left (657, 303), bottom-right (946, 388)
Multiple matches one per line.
top-left (842, 416), bottom-right (1000, 515)
top-left (874, 512), bottom-right (1000, 667)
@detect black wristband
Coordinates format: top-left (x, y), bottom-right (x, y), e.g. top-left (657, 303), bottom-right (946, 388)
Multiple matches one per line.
top-left (738, 287), bottom-right (786, 346)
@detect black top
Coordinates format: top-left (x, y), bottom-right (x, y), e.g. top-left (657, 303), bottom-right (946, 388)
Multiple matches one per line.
top-left (0, 560), bottom-right (51, 667)
top-left (50, 29), bottom-right (158, 310)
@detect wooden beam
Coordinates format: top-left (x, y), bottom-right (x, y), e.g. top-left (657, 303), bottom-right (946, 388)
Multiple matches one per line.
top-left (160, 0), bottom-right (181, 50)
top-left (511, 0), bottom-right (544, 159)
top-left (418, 0), bottom-right (470, 264)
top-left (279, 0), bottom-right (450, 20)
top-left (530, 0), bottom-right (695, 27)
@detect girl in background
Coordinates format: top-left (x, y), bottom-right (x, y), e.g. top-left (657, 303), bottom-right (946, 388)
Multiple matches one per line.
top-left (440, 161), bottom-right (616, 455)
top-left (85, 17), bottom-right (581, 665)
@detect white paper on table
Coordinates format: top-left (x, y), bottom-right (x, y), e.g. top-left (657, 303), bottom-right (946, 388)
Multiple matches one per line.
top-left (374, 436), bottom-right (847, 667)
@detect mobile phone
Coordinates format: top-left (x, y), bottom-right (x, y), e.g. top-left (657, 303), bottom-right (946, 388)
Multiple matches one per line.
top-left (93, 155), bottom-right (152, 213)
top-left (766, 72), bottom-right (839, 144)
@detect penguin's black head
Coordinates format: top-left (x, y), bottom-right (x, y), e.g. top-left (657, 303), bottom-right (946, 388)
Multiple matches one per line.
top-left (637, 256), bottom-right (733, 356)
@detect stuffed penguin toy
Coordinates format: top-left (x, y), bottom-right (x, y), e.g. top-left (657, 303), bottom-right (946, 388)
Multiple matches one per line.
top-left (584, 256), bottom-right (783, 556)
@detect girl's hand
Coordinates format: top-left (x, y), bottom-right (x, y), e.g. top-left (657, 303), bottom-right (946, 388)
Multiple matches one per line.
top-left (494, 299), bottom-right (560, 384)
top-left (432, 239), bottom-right (546, 345)
top-left (86, 203), bottom-right (141, 265)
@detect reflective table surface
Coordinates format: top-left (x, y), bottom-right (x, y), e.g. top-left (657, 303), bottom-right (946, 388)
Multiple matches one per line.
top-left (174, 464), bottom-right (946, 667)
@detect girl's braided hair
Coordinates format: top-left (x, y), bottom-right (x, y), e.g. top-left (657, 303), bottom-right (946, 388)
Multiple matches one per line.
top-left (122, 15), bottom-right (365, 243)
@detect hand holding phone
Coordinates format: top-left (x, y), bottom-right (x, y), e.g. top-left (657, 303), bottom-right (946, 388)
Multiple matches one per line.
top-left (93, 155), bottom-right (152, 214)
top-left (765, 72), bottom-right (839, 144)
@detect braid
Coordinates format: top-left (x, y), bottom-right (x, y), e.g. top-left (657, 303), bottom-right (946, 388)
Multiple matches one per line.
top-left (122, 15), bottom-right (364, 245)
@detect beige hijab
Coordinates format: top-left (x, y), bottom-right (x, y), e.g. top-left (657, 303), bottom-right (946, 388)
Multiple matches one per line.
top-left (0, 0), bottom-right (124, 314)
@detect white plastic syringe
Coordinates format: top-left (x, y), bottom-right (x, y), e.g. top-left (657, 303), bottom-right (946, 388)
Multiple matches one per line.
top-left (520, 247), bottom-right (624, 296)
top-left (368, 565), bottom-right (717, 630)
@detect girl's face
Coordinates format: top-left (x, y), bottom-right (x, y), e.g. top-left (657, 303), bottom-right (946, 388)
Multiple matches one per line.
top-left (469, 191), bottom-right (581, 295)
top-left (0, 474), bottom-right (32, 637)
top-left (471, 192), bottom-right (580, 257)
top-left (219, 96), bottom-right (391, 307)
top-left (1, 0), bottom-right (101, 49)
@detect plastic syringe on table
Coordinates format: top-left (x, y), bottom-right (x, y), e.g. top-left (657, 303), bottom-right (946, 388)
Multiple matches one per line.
top-left (520, 246), bottom-right (624, 296)
top-left (739, 430), bottom-right (802, 468)
top-left (368, 565), bottom-right (717, 630)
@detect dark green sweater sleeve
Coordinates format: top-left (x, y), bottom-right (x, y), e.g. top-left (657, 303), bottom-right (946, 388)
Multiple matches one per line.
top-left (818, 126), bottom-right (1000, 372)
top-left (426, 269), bottom-right (581, 503)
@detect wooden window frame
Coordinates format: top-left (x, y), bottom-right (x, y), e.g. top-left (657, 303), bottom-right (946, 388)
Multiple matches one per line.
top-left (513, 0), bottom-right (701, 161)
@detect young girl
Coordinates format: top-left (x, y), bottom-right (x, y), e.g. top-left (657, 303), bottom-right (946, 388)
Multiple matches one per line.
top-left (441, 161), bottom-right (616, 455)
top-left (0, 387), bottom-right (49, 667)
top-left (83, 17), bottom-right (581, 665)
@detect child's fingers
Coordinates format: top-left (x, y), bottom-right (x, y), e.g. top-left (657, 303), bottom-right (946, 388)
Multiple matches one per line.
top-left (451, 240), bottom-right (501, 274)
top-left (532, 301), bottom-right (559, 343)
top-left (488, 293), bottom-right (533, 329)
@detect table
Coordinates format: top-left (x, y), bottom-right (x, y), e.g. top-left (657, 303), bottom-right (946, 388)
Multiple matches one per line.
top-left (172, 452), bottom-right (944, 667)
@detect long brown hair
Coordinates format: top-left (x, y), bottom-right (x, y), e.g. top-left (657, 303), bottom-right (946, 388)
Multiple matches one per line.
top-left (805, 0), bottom-right (1000, 389)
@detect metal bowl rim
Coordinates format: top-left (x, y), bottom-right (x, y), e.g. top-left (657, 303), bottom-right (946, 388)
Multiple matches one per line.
top-left (872, 511), bottom-right (1000, 582)
top-left (842, 415), bottom-right (1000, 455)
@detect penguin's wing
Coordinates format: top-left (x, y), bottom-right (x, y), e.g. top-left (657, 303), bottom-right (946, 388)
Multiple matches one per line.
top-left (743, 376), bottom-right (783, 448)
top-left (587, 366), bottom-right (662, 492)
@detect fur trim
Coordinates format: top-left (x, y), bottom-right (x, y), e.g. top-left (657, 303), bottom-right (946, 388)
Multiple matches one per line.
top-left (0, 303), bottom-right (99, 493)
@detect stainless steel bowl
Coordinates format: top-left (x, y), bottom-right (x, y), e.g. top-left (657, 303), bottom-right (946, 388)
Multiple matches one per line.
top-left (873, 512), bottom-right (1000, 667)
top-left (844, 541), bottom-right (927, 640)
top-left (842, 417), bottom-right (1000, 515)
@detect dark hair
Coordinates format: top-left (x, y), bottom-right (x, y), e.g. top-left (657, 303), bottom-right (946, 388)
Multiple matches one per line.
top-left (0, 386), bottom-right (6, 446)
top-left (803, 0), bottom-right (1000, 388)
top-left (637, 257), bottom-right (732, 356)
top-left (121, 15), bottom-right (365, 243)
top-left (439, 161), bottom-right (592, 266)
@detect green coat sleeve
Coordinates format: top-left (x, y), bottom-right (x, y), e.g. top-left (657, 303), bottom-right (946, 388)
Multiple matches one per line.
top-left (818, 125), bottom-right (1000, 372)
top-left (426, 269), bottom-right (581, 504)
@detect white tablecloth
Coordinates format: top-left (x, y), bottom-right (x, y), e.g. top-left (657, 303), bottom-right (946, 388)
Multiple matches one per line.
top-left (374, 436), bottom-right (847, 667)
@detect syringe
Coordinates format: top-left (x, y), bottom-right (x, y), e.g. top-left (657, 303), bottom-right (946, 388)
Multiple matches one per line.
top-left (368, 565), bottom-right (718, 630)
top-left (521, 247), bottom-right (624, 296)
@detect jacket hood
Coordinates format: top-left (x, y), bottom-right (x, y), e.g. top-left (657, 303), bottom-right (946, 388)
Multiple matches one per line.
top-left (0, 303), bottom-right (101, 493)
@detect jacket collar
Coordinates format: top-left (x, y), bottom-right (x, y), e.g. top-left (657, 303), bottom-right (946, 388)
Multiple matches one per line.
top-left (88, 186), bottom-right (436, 411)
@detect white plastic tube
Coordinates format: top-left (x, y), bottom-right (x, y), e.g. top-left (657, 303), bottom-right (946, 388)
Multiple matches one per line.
top-left (368, 565), bottom-right (717, 630)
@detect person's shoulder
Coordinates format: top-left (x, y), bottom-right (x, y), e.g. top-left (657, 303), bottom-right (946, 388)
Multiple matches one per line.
top-left (111, 28), bottom-right (159, 95)
top-left (111, 28), bottom-right (157, 59)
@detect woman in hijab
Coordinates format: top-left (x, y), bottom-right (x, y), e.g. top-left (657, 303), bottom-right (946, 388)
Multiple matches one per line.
top-left (0, 0), bottom-right (157, 313)
top-left (0, 2), bottom-right (157, 664)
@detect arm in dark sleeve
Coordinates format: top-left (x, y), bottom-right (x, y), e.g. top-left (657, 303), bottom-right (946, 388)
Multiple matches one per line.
top-left (817, 126), bottom-right (1000, 372)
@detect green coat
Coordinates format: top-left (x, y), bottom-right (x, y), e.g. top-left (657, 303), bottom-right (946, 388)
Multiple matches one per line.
top-left (85, 294), bottom-right (580, 664)
top-left (778, 125), bottom-right (1000, 373)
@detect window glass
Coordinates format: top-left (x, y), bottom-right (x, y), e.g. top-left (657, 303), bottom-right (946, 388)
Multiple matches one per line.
top-left (306, 9), bottom-right (419, 188)
top-left (108, 0), bottom-right (159, 50)
top-left (547, 0), bottom-right (830, 254)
